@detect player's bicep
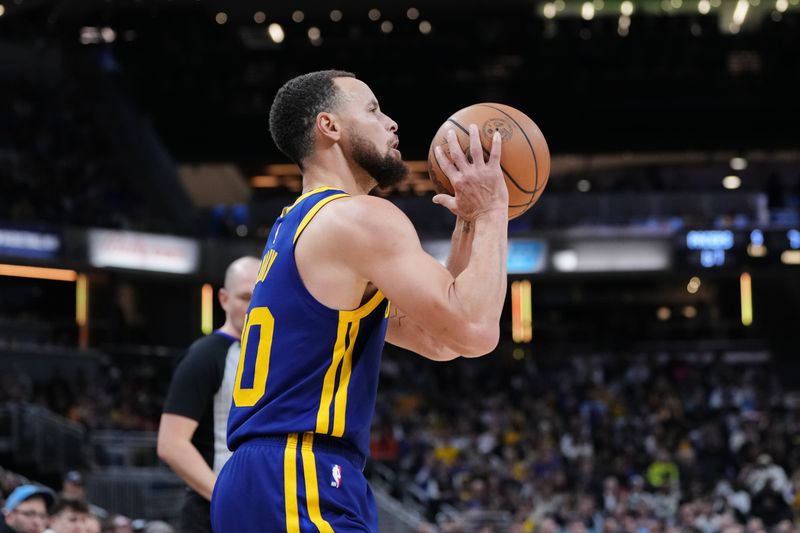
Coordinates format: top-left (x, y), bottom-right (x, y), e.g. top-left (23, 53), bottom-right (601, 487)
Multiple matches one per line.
top-left (341, 203), bottom-right (474, 347)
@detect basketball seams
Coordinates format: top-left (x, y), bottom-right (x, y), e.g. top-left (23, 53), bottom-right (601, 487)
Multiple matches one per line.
top-left (477, 104), bottom-right (546, 195)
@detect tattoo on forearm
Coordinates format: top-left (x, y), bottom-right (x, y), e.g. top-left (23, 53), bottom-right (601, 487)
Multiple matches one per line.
top-left (389, 307), bottom-right (407, 326)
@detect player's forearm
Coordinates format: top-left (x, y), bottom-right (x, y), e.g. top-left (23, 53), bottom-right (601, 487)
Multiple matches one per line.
top-left (445, 218), bottom-right (474, 277)
top-left (386, 308), bottom-right (461, 361)
top-left (450, 209), bottom-right (507, 353)
top-left (158, 440), bottom-right (216, 500)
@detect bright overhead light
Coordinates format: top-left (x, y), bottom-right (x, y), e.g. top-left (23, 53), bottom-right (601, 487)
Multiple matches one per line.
top-left (0, 4), bottom-right (5, 17)
top-left (577, 179), bottom-right (591, 192)
top-left (682, 305), bottom-right (697, 319)
top-left (292, 10), bottom-right (304, 23)
top-left (380, 20), bottom-right (393, 33)
top-left (101, 27), bottom-right (116, 42)
top-left (730, 157), bottom-right (748, 170)
top-left (687, 276), bottom-right (701, 294)
top-left (670, 0), bottom-right (683, 8)
top-left (722, 175), bottom-right (742, 189)
top-left (657, 307), bottom-right (671, 321)
top-left (581, 2), bottom-right (595, 20)
top-left (330, 9), bottom-right (343, 22)
top-left (254, 11), bottom-right (266, 24)
top-left (268, 23), bottom-right (285, 43)
top-left (419, 20), bottom-right (432, 34)
top-left (543, 2), bottom-right (557, 18)
top-left (308, 27), bottom-right (321, 40)
top-left (368, 8), bottom-right (381, 21)
top-left (621, 1), bottom-right (634, 15)
top-left (406, 7), bottom-right (419, 20)
top-left (733, 0), bottom-right (749, 25)
top-left (698, 0), bottom-right (711, 13)
top-left (215, 12), bottom-right (228, 25)
top-left (776, 0), bottom-right (788, 11)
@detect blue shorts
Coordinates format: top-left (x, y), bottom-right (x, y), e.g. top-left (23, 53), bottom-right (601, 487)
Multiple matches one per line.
top-left (211, 433), bottom-right (377, 533)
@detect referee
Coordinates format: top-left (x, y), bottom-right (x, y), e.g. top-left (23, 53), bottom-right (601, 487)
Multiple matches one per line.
top-left (157, 256), bottom-right (261, 533)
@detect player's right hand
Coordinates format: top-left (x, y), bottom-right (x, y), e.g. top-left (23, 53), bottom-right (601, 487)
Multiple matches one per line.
top-left (432, 124), bottom-right (508, 221)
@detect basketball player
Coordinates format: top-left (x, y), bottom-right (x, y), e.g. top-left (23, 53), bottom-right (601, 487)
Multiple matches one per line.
top-left (211, 70), bottom-right (508, 532)
top-left (157, 257), bottom-right (260, 533)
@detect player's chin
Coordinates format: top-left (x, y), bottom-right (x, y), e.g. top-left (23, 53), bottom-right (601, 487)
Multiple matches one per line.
top-left (389, 147), bottom-right (402, 160)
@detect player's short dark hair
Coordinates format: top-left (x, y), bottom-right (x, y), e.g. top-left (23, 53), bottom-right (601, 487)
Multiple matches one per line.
top-left (50, 496), bottom-right (89, 515)
top-left (268, 70), bottom-right (355, 168)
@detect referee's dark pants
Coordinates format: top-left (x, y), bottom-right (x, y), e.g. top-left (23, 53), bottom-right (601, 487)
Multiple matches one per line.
top-left (179, 490), bottom-right (212, 533)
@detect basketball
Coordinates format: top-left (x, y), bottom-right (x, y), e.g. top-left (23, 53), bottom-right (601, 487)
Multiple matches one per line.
top-left (427, 103), bottom-right (550, 219)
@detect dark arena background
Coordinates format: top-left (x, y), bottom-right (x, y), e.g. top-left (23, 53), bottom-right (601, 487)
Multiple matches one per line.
top-left (2, 0), bottom-right (800, 532)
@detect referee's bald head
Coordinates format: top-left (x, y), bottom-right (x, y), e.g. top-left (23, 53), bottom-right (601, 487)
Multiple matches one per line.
top-left (224, 256), bottom-right (261, 289)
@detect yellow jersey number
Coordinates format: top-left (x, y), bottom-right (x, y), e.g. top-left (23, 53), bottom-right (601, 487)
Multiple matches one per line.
top-left (232, 306), bottom-right (275, 407)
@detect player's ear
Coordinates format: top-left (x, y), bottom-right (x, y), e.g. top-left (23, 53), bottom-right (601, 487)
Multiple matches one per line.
top-left (316, 112), bottom-right (341, 143)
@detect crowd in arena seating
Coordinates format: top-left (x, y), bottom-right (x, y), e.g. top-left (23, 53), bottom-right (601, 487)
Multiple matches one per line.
top-left (4, 346), bottom-right (800, 532)
top-left (0, 358), bottom-right (168, 433)
top-left (0, 467), bottom-right (171, 533)
top-left (372, 350), bottom-right (800, 532)
top-left (0, 79), bottom-right (149, 230)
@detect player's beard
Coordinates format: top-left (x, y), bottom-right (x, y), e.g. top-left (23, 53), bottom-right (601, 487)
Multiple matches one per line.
top-left (347, 132), bottom-right (408, 189)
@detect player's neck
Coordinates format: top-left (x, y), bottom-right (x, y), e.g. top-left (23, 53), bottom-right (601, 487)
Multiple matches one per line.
top-left (301, 153), bottom-right (374, 196)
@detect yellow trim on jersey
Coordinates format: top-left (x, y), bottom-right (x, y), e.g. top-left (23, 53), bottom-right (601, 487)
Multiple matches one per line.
top-left (332, 320), bottom-right (360, 437)
top-left (284, 433), bottom-right (300, 533)
top-left (301, 433), bottom-right (335, 533)
top-left (316, 290), bottom-right (385, 435)
top-left (282, 187), bottom-right (345, 217)
top-left (293, 194), bottom-right (350, 244)
top-left (340, 290), bottom-right (385, 321)
top-left (315, 319), bottom-right (349, 434)
top-left (256, 249), bottom-right (278, 284)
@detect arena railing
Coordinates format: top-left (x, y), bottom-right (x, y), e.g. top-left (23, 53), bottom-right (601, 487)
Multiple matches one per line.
top-left (0, 402), bottom-right (86, 474)
top-left (85, 467), bottom-right (184, 523)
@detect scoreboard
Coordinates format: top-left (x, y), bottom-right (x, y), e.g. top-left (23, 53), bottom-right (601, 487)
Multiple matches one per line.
top-left (681, 229), bottom-right (800, 269)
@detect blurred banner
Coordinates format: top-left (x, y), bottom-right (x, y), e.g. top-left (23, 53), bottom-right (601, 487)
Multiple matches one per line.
top-left (551, 239), bottom-right (672, 272)
top-left (0, 225), bottom-right (62, 260)
top-left (423, 238), bottom-right (548, 274)
top-left (88, 229), bottom-right (199, 274)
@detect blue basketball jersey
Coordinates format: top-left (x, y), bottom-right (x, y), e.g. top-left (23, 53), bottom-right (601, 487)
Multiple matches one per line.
top-left (227, 187), bottom-right (390, 459)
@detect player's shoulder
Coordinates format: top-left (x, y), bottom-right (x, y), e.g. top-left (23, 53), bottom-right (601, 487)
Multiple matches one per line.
top-left (315, 194), bottom-right (415, 240)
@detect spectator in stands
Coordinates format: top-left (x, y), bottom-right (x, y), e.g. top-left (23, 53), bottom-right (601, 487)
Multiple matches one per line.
top-left (104, 515), bottom-right (132, 533)
top-left (59, 473), bottom-right (84, 503)
top-left (157, 257), bottom-right (260, 533)
top-left (81, 516), bottom-right (100, 533)
top-left (46, 497), bottom-right (89, 533)
top-left (142, 522), bottom-right (173, 533)
top-left (1, 485), bottom-right (54, 533)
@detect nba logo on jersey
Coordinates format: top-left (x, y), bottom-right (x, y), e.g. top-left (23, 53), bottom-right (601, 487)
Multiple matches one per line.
top-left (331, 465), bottom-right (342, 488)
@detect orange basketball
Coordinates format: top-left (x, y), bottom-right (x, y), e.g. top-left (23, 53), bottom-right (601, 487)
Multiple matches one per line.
top-left (427, 103), bottom-right (550, 219)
